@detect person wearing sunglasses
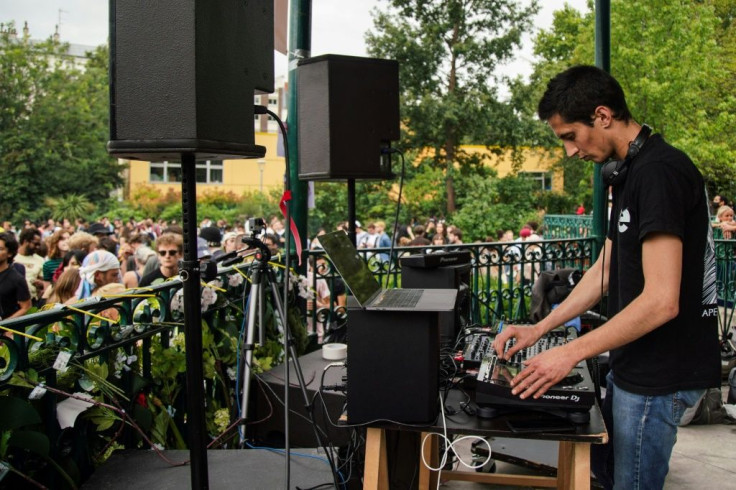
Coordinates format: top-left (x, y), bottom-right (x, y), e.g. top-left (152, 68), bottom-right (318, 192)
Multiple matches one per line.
top-left (139, 233), bottom-right (182, 287)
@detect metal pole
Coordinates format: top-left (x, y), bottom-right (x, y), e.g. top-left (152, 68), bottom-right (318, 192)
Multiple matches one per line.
top-left (286, 0), bottom-right (311, 274)
top-left (348, 179), bottom-right (357, 246)
top-left (593, 0), bottom-right (611, 257)
top-left (181, 152), bottom-right (209, 489)
top-left (258, 158), bottom-right (265, 193)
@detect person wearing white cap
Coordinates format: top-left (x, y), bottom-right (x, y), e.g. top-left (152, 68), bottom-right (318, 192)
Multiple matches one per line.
top-left (354, 220), bottom-right (367, 247)
top-left (76, 250), bottom-right (122, 300)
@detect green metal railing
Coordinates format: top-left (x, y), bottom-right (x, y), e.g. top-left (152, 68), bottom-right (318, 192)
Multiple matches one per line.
top-left (305, 238), bottom-right (596, 335)
top-left (542, 214), bottom-right (594, 239)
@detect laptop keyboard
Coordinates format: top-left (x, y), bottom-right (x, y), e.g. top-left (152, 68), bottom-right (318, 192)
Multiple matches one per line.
top-left (374, 289), bottom-right (422, 308)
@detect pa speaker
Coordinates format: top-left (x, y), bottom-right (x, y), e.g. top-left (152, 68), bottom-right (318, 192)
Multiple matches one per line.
top-left (297, 55), bottom-right (399, 180)
top-left (108, 0), bottom-right (274, 161)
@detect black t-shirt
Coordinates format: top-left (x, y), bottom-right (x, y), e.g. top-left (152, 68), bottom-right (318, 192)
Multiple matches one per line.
top-left (332, 277), bottom-right (347, 297)
top-left (0, 266), bottom-right (31, 319)
top-left (607, 134), bottom-right (720, 395)
top-left (138, 268), bottom-right (170, 288)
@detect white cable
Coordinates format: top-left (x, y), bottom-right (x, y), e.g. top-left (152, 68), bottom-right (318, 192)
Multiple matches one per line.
top-left (420, 394), bottom-right (493, 489)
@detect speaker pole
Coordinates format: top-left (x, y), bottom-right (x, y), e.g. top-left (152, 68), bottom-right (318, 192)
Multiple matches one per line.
top-left (180, 153), bottom-right (209, 488)
top-left (348, 179), bottom-right (357, 246)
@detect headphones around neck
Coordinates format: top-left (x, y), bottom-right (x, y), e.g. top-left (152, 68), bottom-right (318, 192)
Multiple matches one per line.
top-left (601, 124), bottom-right (652, 186)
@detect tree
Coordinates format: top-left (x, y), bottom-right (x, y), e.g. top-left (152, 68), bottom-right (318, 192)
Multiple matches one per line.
top-left (452, 171), bottom-right (539, 241)
top-left (366, 0), bottom-right (539, 214)
top-left (519, 1), bottom-right (736, 198)
top-left (0, 27), bottom-right (123, 223)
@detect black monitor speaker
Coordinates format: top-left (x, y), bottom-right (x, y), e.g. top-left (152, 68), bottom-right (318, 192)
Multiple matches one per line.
top-left (347, 305), bottom-right (439, 424)
top-left (402, 262), bottom-right (471, 347)
top-left (108, 0), bottom-right (274, 161)
top-left (297, 55), bottom-right (400, 180)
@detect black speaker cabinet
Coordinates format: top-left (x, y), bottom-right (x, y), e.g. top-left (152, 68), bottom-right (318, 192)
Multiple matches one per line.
top-left (108, 0), bottom-right (274, 161)
top-left (347, 307), bottom-right (439, 424)
top-left (251, 350), bottom-right (350, 448)
top-left (297, 55), bottom-right (400, 180)
top-left (402, 263), bottom-right (471, 346)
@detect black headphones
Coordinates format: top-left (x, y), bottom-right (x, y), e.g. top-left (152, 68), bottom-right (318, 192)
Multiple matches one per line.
top-left (601, 124), bottom-right (652, 186)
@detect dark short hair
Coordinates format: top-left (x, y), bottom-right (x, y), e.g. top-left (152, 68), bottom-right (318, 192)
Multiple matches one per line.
top-left (0, 232), bottom-right (19, 262)
top-left (18, 227), bottom-right (41, 245)
top-left (63, 249), bottom-right (88, 268)
top-left (538, 65), bottom-right (632, 126)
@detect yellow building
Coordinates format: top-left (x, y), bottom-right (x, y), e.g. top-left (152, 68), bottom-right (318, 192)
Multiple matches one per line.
top-left (460, 145), bottom-right (563, 192)
top-left (126, 141), bottom-right (563, 199)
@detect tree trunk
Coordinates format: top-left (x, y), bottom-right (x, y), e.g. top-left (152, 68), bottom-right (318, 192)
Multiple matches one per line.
top-left (445, 138), bottom-right (457, 213)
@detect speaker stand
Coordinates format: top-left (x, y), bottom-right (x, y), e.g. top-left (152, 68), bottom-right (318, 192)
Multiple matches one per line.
top-left (180, 153), bottom-right (209, 488)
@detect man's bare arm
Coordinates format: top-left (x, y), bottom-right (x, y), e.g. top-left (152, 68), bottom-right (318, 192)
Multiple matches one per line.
top-left (511, 233), bottom-right (682, 399)
top-left (492, 237), bottom-right (612, 359)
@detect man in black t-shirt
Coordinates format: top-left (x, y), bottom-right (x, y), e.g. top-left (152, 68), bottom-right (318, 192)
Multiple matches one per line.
top-left (139, 233), bottom-right (182, 287)
top-left (492, 66), bottom-right (719, 489)
top-left (0, 232), bottom-right (31, 322)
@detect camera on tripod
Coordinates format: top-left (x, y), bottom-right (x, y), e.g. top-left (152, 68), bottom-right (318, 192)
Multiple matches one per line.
top-left (246, 217), bottom-right (266, 238)
top-left (242, 218), bottom-right (271, 262)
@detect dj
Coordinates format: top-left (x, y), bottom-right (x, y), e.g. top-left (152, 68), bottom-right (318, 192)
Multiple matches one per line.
top-left (491, 65), bottom-right (720, 489)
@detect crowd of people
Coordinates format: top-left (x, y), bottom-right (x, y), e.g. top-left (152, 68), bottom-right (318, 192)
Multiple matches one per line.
top-left (0, 215), bottom-right (290, 323)
top-left (309, 217), bottom-right (545, 254)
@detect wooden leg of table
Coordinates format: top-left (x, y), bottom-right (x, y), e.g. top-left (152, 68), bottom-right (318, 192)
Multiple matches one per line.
top-left (364, 428), bottom-right (389, 490)
top-left (418, 432), bottom-right (439, 490)
top-left (557, 441), bottom-right (590, 490)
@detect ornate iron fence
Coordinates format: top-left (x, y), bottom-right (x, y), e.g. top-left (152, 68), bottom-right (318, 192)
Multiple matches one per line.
top-left (305, 238), bottom-right (596, 335)
top-left (0, 262), bottom-right (299, 488)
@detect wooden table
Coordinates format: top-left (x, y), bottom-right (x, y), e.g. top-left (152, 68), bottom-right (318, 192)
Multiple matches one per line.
top-left (363, 401), bottom-right (608, 489)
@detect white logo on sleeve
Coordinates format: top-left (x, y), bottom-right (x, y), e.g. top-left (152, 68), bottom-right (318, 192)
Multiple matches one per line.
top-left (618, 208), bottom-right (631, 233)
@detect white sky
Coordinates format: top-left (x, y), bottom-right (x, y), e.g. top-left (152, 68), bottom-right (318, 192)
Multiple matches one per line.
top-left (1, 0), bottom-right (589, 83)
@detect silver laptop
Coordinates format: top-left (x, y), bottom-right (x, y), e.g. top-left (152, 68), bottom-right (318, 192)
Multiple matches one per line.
top-left (318, 231), bottom-right (457, 311)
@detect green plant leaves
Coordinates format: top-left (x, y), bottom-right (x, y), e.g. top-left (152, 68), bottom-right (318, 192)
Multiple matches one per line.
top-left (0, 397), bottom-right (41, 431)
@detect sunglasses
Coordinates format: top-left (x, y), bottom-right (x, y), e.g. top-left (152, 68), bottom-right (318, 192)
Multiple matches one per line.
top-left (158, 250), bottom-right (179, 257)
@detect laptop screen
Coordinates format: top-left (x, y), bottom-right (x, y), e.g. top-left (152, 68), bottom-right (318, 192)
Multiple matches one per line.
top-left (317, 231), bottom-right (382, 306)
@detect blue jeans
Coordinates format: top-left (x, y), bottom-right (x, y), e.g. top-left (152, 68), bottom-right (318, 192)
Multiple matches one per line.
top-left (591, 371), bottom-right (705, 489)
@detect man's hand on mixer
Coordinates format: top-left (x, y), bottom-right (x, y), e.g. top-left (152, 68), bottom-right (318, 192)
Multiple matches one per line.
top-left (510, 345), bottom-right (579, 400)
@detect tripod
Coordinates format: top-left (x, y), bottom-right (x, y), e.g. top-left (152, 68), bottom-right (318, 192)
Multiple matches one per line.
top-left (236, 234), bottom-right (341, 488)
top-left (237, 235), bottom-right (309, 444)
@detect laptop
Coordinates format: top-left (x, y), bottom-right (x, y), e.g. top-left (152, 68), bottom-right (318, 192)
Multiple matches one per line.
top-left (318, 231), bottom-right (457, 311)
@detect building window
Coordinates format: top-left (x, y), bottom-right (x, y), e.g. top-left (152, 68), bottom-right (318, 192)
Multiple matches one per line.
top-left (150, 160), bottom-right (223, 184)
top-left (521, 171), bottom-right (552, 191)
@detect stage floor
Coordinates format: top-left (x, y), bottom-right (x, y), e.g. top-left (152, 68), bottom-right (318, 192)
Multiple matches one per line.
top-left (82, 448), bottom-right (335, 489)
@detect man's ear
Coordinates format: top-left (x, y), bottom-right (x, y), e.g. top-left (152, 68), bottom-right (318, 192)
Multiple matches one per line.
top-left (593, 106), bottom-right (614, 128)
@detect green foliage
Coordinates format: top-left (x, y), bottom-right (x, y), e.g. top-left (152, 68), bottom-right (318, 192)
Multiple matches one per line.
top-left (521, 1), bottom-right (736, 198)
top-left (453, 172), bottom-right (539, 241)
top-left (118, 184), bottom-right (280, 225)
top-left (366, 0), bottom-right (540, 213)
top-left (309, 179), bottom-right (405, 232)
top-left (0, 30), bottom-right (123, 222)
top-left (44, 194), bottom-right (95, 222)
